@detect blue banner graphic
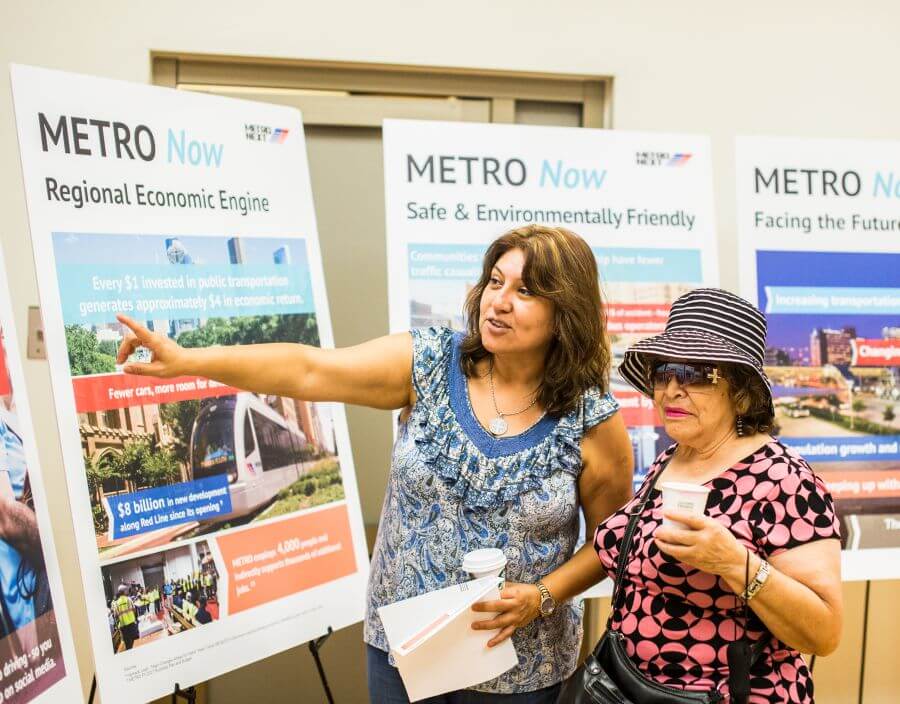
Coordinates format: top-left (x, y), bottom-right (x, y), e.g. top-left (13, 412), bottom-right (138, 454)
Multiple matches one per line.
top-left (58, 262), bottom-right (315, 324)
top-left (408, 244), bottom-right (484, 280)
top-left (105, 474), bottom-right (232, 540)
top-left (407, 243), bottom-right (702, 283)
top-left (592, 247), bottom-right (702, 283)
top-left (763, 286), bottom-right (900, 315)
top-left (779, 436), bottom-right (900, 463)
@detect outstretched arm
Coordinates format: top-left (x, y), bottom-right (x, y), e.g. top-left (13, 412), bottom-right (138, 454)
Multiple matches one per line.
top-left (116, 314), bottom-right (414, 410)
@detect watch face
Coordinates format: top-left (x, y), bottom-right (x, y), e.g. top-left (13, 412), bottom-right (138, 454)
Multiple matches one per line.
top-left (540, 596), bottom-right (555, 616)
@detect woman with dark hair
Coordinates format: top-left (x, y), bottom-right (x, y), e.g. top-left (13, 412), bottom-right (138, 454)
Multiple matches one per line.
top-left (583, 288), bottom-right (842, 703)
top-left (115, 225), bottom-right (634, 702)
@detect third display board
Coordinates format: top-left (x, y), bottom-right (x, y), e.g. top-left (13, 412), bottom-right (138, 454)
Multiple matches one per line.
top-left (737, 135), bottom-right (900, 580)
top-left (0, 245), bottom-right (80, 703)
top-left (384, 119), bottom-right (718, 485)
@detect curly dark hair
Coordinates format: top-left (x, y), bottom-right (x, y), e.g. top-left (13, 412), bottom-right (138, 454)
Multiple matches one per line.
top-left (459, 225), bottom-right (612, 417)
top-left (720, 363), bottom-right (776, 434)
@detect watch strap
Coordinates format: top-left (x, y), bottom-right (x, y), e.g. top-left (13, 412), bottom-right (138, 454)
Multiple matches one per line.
top-left (536, 581), bottom-right (554, 616)
top-left (741, 558), bottom-right (770, 601)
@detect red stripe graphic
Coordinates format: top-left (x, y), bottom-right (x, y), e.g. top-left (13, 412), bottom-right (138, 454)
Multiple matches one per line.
top-left (606, 303), bottom-right (670, 335)
top-left (851, 338), bottom-right (900, 366)
top-left (72, 373), bottom-right (239, 413)
top-left (613, 389), bottom-right (660, 426)
top-left (0, 335), bottom-right (11, 396)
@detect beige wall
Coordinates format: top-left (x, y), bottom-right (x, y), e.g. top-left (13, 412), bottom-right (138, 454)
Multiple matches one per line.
top-left (2, 2), bottom-right (899, 701)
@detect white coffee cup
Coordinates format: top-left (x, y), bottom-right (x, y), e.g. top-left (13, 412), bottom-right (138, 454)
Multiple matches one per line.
top-left (660, 481), bottom-right (711, 529)
top-left (462, 548), bottom-right (507, 587)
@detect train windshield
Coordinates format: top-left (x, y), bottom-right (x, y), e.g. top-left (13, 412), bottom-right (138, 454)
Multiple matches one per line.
top-left (192, 410), bottom-right (236, 480)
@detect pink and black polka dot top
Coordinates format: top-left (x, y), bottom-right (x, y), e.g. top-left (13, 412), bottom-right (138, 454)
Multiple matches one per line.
top-left (593, 439), bottom-right (840, 703)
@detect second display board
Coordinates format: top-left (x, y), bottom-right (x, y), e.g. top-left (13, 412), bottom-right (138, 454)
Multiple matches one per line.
top-left (384, 119), bottom-right (719, 483)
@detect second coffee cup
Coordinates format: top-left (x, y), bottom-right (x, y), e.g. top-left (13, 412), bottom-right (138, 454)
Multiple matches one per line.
top-left (660, 481), bottom-right (711, 530)
top-left (461, 548), bottom-right (507, 588)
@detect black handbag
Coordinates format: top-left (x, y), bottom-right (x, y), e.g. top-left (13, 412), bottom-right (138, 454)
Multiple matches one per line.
top-left (557, 460), bottom-right (766, 704)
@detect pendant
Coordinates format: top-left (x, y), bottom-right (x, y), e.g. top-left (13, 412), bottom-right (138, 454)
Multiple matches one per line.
top-left (489, 416), bottom-right (508, 436)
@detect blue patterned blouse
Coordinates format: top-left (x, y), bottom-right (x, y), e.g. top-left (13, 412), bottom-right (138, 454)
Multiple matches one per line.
top-left (364, 327), bottom-right (620, 693)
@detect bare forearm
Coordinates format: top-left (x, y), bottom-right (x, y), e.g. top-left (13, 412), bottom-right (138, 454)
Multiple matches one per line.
top-left (721, 553), bottom-right (840, 655)
top-left (118, 317), bottom-right (414, 409)
top-left (542, 543), bottom-right (607, 604)
top-left (181, 343), bottom-right (310, 399)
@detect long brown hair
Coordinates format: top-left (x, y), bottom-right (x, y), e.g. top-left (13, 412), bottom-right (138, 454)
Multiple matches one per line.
top-left (459, 225), bottom-right (612, 416)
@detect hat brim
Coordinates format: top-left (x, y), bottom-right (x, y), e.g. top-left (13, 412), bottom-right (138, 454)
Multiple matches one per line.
top-left (618, 329), bottom-right (774, 415)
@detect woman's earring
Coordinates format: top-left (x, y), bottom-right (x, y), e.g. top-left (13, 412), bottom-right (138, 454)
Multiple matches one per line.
top-left (736, 416), bottom-right (745, 437)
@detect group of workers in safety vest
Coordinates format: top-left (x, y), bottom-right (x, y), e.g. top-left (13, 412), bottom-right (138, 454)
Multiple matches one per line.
top-left (110, 569), bottom-right (218, 651)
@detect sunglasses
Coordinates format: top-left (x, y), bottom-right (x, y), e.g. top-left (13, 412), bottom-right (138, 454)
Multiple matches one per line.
top-left (651, 361), bottom-right (720, 388)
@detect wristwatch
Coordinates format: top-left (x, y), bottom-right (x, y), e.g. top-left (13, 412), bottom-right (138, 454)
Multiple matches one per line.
top-left (740, 558), bottom-right (771, 601)
top-left (536, 581), bottom-right (556, 617)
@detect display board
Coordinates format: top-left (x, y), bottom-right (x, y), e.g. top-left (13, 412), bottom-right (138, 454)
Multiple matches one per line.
top-left (737, 135), bottom-right (900, 580)
top-left (10, 64), bottom-right (369, 702)
top-left (384, 119), bottom-right (719, 485)
top-left (0, 244), bottom-right (81, 704)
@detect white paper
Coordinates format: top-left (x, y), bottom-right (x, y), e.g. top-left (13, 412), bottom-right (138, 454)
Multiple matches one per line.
top-left (378, 577), bottom-right (518, 701)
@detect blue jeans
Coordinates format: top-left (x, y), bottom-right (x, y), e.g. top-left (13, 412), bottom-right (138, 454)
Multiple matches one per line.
top-left (366, 645), bottom-right (561, 704)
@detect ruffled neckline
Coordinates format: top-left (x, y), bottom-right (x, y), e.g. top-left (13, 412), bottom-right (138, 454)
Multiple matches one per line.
top-left (412, 333), bottom-right (587, 510)
top-left (448, 333), bottom-right (559, 457)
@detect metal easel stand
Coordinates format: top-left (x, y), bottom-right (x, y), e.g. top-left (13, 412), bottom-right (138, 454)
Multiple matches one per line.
top-left (171, 683), bottom-right (197, 703)
top-left (87, 674), bottom-right (197, 703)
top-left (87, 627), bottom-right (335, 704)
top-left (308, 626), bottom-right (335, 704)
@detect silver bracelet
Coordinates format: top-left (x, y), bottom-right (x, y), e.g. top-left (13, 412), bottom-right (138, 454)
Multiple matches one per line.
top-left (740, 558), bottom-right (770, 601)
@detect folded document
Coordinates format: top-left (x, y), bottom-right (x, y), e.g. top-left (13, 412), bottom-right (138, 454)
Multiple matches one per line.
top-left (377, 576), bottom-right (518, 701)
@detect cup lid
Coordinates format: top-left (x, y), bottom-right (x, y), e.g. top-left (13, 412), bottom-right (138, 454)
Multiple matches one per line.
top-left (660, 481), bottom-right (712, 494)
top-left (462, 548), bottom-right (506, 572)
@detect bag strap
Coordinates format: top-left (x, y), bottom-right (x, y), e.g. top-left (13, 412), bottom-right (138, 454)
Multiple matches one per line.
top-left (605, 453), bottom-right (770, 668)
top-left (606, 455), bottom-right (670, 622)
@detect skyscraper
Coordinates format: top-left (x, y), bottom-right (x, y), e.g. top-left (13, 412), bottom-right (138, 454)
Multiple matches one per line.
top-left (163, 238), bottom-right (199, 337)
top-left (273, 246), bottom-right (291, 265)
top-left (810, 327), bottom-right (856, 366)
top-left (165, 238), bottom-right (194, 264)
top-left (227, 237), bottom-right (245, 264)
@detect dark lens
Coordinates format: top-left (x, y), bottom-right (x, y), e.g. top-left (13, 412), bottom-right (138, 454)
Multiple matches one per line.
top-left (682, 363), bottom-right (716, 386)
top-left (651, 362), bottom-right (714, 387)
top-left (681, 364), bottom-right (706, 385)
top-left (651, 362), bottom-right (671, 386)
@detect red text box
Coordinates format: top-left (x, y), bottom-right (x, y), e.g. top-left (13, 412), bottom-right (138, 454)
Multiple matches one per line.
top-left (851, 339), bottom-right (900, 366)
top-left (216, 504), bottom-right (357, 614)
top-left (819, 469), bottom-right (900, 499)
top-left (71, 373), bottom-right (239, 413)
top-left (0, 335), bottom-right (10, 396)
top-left (606, 303), bottom-right (670, 335)
top-left (612, 389), bottom-right (660, 427)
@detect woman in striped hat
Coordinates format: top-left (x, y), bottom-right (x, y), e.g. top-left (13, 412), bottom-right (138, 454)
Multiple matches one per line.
top-left (593, 288), bottom-right (842, 703)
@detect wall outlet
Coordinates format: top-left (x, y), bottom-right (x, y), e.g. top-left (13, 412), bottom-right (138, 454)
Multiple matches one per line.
top-left (26, 306), bottom-right (45, 359)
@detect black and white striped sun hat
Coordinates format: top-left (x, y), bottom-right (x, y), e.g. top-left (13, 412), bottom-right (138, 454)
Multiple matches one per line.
top-left (618, 288), bottom-right (773, 412)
